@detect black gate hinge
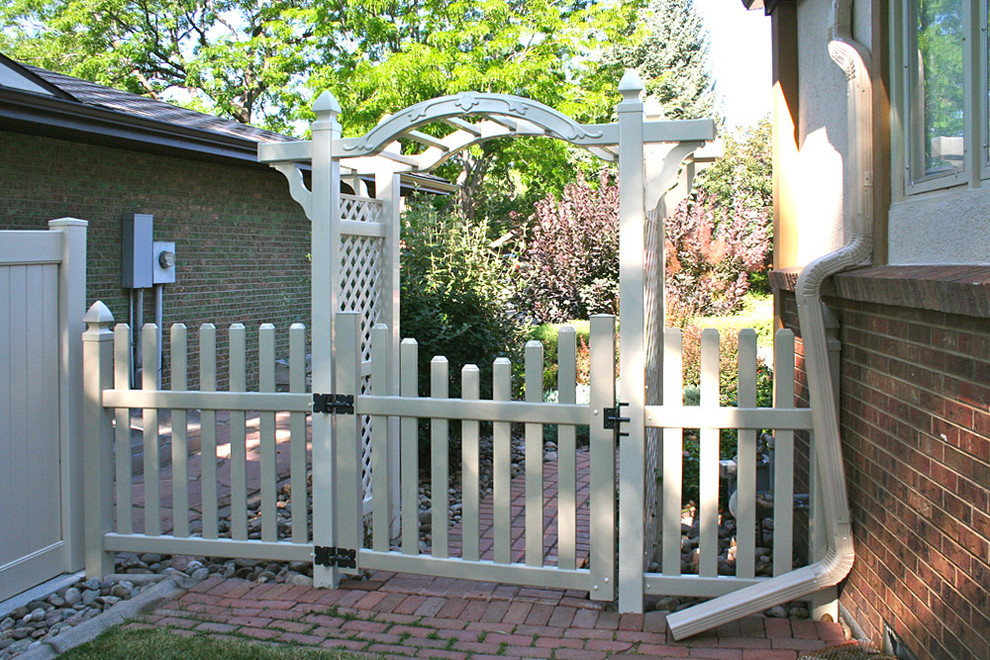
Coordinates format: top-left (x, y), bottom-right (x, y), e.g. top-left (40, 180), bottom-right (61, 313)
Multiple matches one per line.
top-left (313, 393), bottom-right (354, 415)
top-left (313, 546), bottom-right (357, 569)
top-left (604, 402), bottom-right (630, 437)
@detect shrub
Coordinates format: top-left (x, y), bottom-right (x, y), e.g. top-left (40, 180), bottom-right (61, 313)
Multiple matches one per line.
top-left (665, 193), bottom-right (771, 319)
top-left (399, 200), bottom-right (524, 398)
top-left (526, 321), bottom-right (592, 392)
top-left (515, 171), bottom-right (619, 323)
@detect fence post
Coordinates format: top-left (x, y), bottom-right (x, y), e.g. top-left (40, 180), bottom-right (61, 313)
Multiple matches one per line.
top-left (589, 315), bottom-right (617, 601)
top-left (616, 69), bottom-right (647, 613)
top-left (82, 301), bottom-right (115, 578)
top-left (311, 90), bottom-right (343, 588)
top-left (50, 218), bottom-right (88, 571)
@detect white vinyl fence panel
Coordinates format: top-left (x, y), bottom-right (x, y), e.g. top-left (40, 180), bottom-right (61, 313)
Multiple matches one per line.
top-left (1, 220), bottom-right (87, 602)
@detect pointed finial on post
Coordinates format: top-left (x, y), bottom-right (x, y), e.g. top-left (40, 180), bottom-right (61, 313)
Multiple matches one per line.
top-left (313, 90), bottom-right (341, 119)
top-left (83, 301), bottom-right (115, 331)
top-left (618, 69), bottom-right (645, 103)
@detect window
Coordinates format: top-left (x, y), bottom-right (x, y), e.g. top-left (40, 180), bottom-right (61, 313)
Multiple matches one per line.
top-left (894, 0), bottom-right (985, 193)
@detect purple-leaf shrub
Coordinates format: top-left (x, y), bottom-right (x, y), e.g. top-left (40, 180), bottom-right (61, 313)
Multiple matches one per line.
top-left (517, 171), bottom-right (619, 323)
top-left (665, 193), bottom-right (771, 319)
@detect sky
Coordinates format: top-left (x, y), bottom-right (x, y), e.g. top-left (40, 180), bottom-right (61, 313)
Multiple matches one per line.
top-left (696, 1), bottom-right (773, 128)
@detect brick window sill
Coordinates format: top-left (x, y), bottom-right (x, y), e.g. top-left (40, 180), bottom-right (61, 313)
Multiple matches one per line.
top-left (769, 265), bottom-right (990, 319)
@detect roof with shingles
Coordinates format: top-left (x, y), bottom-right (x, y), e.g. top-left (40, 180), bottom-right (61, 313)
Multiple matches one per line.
top-left (20, 63), bottom-right (296, 145)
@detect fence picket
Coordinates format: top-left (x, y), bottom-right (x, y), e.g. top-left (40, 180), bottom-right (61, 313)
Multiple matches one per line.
top-left (493, 357), bottom-right (512, 565)
top-left (589, 315), bottom-right (616, 600)
top-left (557, 326), bottom-right (577, 571)
top-left (773, 330), bottom-right (795, 577)
top-left (259, 324), bottom-right (277, 543)
top-left (229, 323), bottom-right (248, 541)
top-left (336, 313), bottom-right (363, 565)
top-left (662, 329), bottom-right (683, 576)
top-left (736, 329), bottom-right (758, 579)
top-left (431, 356), bottom-right (450, 558)
top-left (200, 325), bottom-right (218, 539)
top-left (400, 338), bottom-right (419, 555)
top-left (699, 329), bottom-right (719, 578)
top-left (113, 325), bottom-right (132, 535)
top-left (371, 324), bottom-right (391, 552)
top-left (171, 324), bottom-right (189, 538)
top-left (289, 324), bottom-right (308, 544)
top-left (141, 324), bottom-right (161, 536)
top-left (461, 365), bottom-right (481, 561)
top-left (525, 341), bottom-right (544, 567)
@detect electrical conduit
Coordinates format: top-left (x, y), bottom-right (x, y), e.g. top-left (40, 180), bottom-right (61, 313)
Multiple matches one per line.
top-left (667, 0), bottom-right (872, 639)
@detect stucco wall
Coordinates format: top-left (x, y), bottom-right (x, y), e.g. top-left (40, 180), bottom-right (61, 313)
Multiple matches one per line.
top-left (0, 130), bottom-right (312, 388)
top-left (791, 0), bottom-right (858, 266)
top-left (889, 187), bottom-right (990, 265)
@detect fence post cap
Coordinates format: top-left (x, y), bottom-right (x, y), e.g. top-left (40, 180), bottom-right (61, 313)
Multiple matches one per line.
top-left (314, 90), bottom-right (342, 118)
top-left (48, 217), bottom-right (89, 228)
top-left (83, 301), bottom-right (114, 327)
top-left (618, 69), bottom-right (645, 100)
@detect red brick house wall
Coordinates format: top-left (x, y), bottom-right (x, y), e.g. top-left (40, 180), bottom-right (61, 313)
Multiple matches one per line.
top-left (1, 130), bottom-right (311, 389)
top-left (772, 267), bottom-right (990, 659)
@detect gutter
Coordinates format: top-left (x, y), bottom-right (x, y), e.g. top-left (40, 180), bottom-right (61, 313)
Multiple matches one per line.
top-left (667, 0), bottom-right (873, 639)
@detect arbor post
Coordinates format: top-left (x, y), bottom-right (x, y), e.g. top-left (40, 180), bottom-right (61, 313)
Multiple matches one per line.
top-left (617, 69), bottom-right (647, 614)
top-left (311, 90), bottom-right (343, 588)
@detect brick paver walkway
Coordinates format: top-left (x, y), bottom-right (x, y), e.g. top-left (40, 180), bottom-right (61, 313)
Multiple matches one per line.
top-left (135, 572), bottom-right (852, 659)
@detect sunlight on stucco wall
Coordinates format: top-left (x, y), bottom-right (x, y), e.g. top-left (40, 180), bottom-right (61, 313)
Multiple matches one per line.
top-left (795, 127), bottom-right (845, 266)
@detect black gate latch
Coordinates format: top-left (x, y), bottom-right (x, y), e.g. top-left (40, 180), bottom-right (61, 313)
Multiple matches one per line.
top-left (603, 402), bottom-right (630, 437)
top-left (314, 546), bottom-right (357, 569)
top-left (312, 393), bottom-right (354, 415)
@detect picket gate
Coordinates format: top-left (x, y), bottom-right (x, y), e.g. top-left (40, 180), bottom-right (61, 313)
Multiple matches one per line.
top-left (81, 75), bottom-right (832, 617)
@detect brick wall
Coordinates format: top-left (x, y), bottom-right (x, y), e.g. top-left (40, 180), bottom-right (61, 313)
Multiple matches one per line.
top-left (1, 130), bottom-right (312, 389)
top-left (773, 268), bottom-right (990, 659)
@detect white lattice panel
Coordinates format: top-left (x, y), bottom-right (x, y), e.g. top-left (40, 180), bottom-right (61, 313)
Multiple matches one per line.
top-left (339, 196), bottom-right (386, 500)
top-left (342, 194), bottom-right (384, 224)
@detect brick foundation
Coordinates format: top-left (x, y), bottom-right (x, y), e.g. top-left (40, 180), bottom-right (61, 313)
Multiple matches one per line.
top-left (1, 131), bottom-right (311, 388)
top-left (772, 266), bottom-right (990, 659)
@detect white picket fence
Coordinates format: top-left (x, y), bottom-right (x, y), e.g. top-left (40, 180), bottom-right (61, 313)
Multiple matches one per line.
top-left (642, 327), bottom-right (813, 598)
top-left (82, 306), bottom-right (816, 603)
top-left (83, 310), bottom-right (316, 575)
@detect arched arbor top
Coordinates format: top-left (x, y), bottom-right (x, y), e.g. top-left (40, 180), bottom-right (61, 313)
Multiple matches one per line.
top-left (258, 75), bottom-right (716, 176)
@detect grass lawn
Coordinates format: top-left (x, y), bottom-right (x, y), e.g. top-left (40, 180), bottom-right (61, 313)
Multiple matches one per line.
top-left (689, 292), bottom-right (774, 348)
top-left (58, 626), bottom-right (380, 660)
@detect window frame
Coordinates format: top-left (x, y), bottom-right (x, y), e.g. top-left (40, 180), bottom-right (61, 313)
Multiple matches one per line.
top-left (893, 0), bottom-right (979, 196)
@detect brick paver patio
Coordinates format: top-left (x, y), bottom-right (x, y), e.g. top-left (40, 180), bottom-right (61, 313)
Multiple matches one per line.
top-left (135, 572), bottom-right (851, 659)
top-left (121, 412), bottom-right (854, 657)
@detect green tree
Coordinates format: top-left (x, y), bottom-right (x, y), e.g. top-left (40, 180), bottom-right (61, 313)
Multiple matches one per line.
top-left (0, 0), bottom-right (641, 179)
top-left (607, 0), bottom-right (715, 120)
top-left (695, 118), bottom-right (772, 218)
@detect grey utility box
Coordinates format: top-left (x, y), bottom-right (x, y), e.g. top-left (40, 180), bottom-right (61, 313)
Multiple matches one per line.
top-left (122, 214), bottom-right (154, 288)
top-left (153, 241), bottom-right (176, 284)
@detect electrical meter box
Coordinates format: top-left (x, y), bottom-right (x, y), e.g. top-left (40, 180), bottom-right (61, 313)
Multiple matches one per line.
top-left (122, 214), bottom-right (154, 288)
top-left (153, 241), bottom-right (176, 284)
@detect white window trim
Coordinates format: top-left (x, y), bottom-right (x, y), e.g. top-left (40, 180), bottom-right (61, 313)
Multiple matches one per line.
top-left (892, 0), bottom-right (980, 197)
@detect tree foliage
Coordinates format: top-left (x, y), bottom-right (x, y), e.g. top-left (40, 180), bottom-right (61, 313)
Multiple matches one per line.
top-left (0, 0), bottom-right (640, 137)
top-left (399, 199), bottom-right (523, 398)
top-left (608, 0), bottom-right (714, 120)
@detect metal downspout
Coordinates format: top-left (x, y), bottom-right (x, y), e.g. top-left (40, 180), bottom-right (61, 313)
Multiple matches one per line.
top-left (667, 0), bottom-right (872, 639)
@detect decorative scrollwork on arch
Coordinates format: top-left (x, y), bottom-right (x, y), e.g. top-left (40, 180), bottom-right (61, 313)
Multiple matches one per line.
top-left (344, 91), bottom-right (604, 158)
